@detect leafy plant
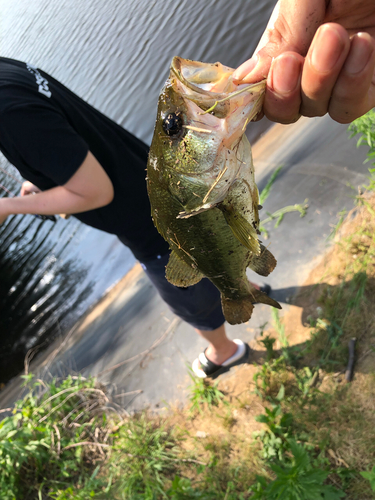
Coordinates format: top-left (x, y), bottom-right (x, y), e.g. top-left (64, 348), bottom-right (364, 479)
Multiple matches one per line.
top-left (167, 476), bottom-right (217, 499)
top-left (253, 389), bottom-right (294, 462)
top-left (0, 374), bottom-right (114, 499)
top-left (259, 335), bottom-right (277, 361)
top-left (188, 367), bottom-right (226, 414)
top-left (258, 166), bottom-right (308, 238)
top-left (253, 356), bottom-right (287, 401)
top-left (348, 109), bottom-right (375, 190)
top-left (111, 414), bottom-right (180, 499)
top-left (360, 465), bottom-right (375, 492)
top-left (261, 202), bottom-right (309, 229)
top-left (251, 440), bottom-right (345, 500)
top-left (294, 366), bottom-right (315, 399)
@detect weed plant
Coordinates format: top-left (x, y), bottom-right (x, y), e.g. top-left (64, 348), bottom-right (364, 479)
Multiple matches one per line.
top-left (0, 374), bottom-right (207, 499)
top-left (251, 440), bottom-right (345, 500)
top-left (360, 466), bottom-right (375, 492)
top-left (349, 109), bottom-right (375, 190)
top-left (187, 367), bottom-right (226, 415)
top-left (0, 374), bottom-right (114, 499)
top-left (258, 166), bottom-right (308, 238)
top-left (109, 414), bottom-right (181, 499)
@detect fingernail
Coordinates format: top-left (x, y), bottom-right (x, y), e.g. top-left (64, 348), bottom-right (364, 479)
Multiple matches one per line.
top-left (269, 54), bottom-right (300, 93)
top-left (344, 33), bottom-right (374, 75)
top-left (233, 55), bottom-right (258, 81)
top-left (311, 25), bottom-right (344, 72)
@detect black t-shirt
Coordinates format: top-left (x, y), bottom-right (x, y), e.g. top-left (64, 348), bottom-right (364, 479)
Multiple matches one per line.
top-left (0, 57), bottom-right (168, 261)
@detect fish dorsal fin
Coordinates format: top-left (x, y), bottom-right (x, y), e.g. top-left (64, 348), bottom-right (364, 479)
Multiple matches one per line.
top-left (166, 250), bottom-right (204, 287)
top-left (219, 202), bottom-right (260, 255)
top-left (248, 244), bottom-right (277, 276)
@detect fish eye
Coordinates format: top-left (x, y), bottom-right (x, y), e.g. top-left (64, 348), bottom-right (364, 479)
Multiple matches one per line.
top-left (162, 112), bottom-right (183, 136)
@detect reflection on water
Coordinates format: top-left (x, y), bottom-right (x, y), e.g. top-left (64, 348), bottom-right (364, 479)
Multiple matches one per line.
top-left (0, 163), bottom-right (133, 384)
top-left (0, 172), bottom-right (94, 381)
top-left (0, 0), bottom-right (277, 383)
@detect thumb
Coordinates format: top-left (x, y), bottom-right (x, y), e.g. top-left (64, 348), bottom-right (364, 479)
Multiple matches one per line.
top-left (233, 0), bottom-right (326, 83)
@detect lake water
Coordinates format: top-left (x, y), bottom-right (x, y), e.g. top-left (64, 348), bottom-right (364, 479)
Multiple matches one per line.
top-left (0, 0), bottom-right (277, 382)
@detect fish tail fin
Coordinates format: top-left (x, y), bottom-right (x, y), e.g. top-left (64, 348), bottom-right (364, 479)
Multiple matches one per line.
top-left (250, 288), bottom-right (282, 309)
top-left (221, 296), bottom-right (254, 325)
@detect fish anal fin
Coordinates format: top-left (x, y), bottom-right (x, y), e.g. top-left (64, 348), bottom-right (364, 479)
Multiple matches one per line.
top-left (221, 296), bottom-right (254, 325)
top-left (221, 289), bottom-right (281, 325)
top-left (166, 250), bottom-right (203, 287)
top-left (248, 244), bottom-right (277, 277)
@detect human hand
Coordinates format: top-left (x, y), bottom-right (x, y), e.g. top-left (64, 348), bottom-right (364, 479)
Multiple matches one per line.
top-left (233, 0), bottom-right (375, 124)
top-left (20, 181), bottom-right (41, 196)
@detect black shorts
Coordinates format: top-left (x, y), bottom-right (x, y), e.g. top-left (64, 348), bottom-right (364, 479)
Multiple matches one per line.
top-left (140, 252), bottom-right (225, 331)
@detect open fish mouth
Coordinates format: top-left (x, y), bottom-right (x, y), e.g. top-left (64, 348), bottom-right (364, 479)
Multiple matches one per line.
top-left (170, 56), bottom-right (266, 119)
top-left (171, 56), bottom-right (235, 96)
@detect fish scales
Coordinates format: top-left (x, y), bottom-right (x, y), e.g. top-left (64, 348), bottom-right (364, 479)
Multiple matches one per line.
top-left (147, 57), bottom-right (281, 324)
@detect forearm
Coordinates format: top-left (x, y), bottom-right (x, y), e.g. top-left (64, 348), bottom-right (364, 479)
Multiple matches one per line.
top-left (1, 184), bottom-right (109, 217)
top-left (0, 151), bottom-right (114, 223)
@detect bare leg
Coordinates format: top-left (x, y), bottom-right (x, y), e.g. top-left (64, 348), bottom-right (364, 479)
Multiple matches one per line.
top-left (195, 323), bottom-right (237, 365)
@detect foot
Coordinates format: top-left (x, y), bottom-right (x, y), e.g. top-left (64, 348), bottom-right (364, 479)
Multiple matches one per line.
top-left (205, 340), bottom-right (238, 366)
top-left (250, 282), bottom-right (271, 295)
top-left (192, 339), bottom-right (249, 379)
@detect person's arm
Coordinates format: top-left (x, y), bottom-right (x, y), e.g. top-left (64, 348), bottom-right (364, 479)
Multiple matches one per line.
top-left (0, 151), bottom-right (114, 224)
top-left (233, 0), bottom-right (375, 124)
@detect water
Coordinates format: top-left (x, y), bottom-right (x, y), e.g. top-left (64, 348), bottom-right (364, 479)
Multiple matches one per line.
top-left (0, 0), bottom-right (277, 382)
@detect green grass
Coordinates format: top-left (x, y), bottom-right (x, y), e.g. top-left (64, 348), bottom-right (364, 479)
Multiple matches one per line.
top-left (0, 374), bottom-right (113, 499)
top-left (187, 367), bottom-right (227, 415)
top-left (349, 109), bottom-right (375, 191)
top-left (258, 165), bottom-right (308, 238)
top-left (259, 166), bottom-right (283, 205)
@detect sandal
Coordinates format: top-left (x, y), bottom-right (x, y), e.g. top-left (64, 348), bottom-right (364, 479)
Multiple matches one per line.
top-left (192, 339), bottom-right (250, 379)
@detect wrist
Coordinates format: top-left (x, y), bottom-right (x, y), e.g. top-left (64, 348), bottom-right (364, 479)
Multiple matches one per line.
top-left (0, 196), bottom-right (11, 212)
top-left (0, 197), bottom-right (11, 224)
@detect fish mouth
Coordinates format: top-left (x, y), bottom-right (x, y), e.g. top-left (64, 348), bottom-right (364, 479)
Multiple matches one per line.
top-left (171, 56), bottom-right (234, 98)
top-left (170, 56), bottom-right (266, 119)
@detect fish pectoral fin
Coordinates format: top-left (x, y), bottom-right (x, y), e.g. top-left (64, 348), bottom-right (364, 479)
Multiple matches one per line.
top-left (177, 203), bottom-right (215, 219)
top-left (219, 203), bottom-right (260, 255)
top-left (248, 244), bottom-right (277, 276)
top-left (166, 250), bottom-right (204, 287)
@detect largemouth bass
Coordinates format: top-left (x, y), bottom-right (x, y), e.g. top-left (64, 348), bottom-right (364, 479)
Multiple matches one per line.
top-left (147, 57), bottom-right (281, 325)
